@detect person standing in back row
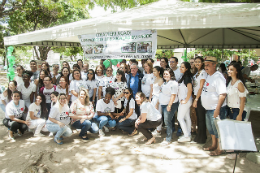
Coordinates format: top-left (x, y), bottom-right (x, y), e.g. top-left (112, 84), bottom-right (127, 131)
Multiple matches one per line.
top-left (201, 56), bottom-right (227, 156)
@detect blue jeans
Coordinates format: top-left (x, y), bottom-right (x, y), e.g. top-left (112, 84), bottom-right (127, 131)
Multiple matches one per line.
top-left (205, 106), bottom-right (227, 138)
top-left (93, 115), bottom-right (116, 129)
top-left (117, 117), bottom-right (136, 134)
top-left (46, 123), bottom-right (72, 139)
top-left (227, 107), bottom-right (246, 121)
top-left (0, 103), bottom-right (5, 112)
top-left (72, 120), bottom-right (98, 136)
top-left (161, 102), bottom-right (179, 142)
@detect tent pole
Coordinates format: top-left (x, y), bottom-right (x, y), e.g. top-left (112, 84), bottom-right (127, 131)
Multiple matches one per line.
top-left (5, 46), bottom-right (10, 82)
top-left (222, 48), bottom-right (224, 61)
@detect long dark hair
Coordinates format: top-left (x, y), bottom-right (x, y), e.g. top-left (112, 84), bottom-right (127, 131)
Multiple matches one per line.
top-left (7, 80), bottom-right (18, 101)
top-left (194, 56), bottom-right (205, 78)
top-left (36, 94), bottom-right (48, 119)
top-left (226, 62), bottom-right (246, 87)
top-left (179, 62), bottom-right (192, 83)
top-left (60, 67), bottom-right (71, 83)
top-left (51, 91), bottom-right (59, 106)
top-left (62, 61), bottom-right (71, 72)
top-left (161, 58), bottom-right (170, 68)
top-left (219, 63), bottom-right (227, 73)
top-left (125, 88), bottom-right (138, 115)
top-left (87, 69), bottom-right (95, 81)
top-left (163, 68), bottom-right (176, 82)
top-left (38, 69), bottom-right (49, 90)
top-left (115, 70), bottom-right (126, 82)
top-left (153, 66), bottom-right (163, 78)
top-left (41, 62), bottom-right (51, 76)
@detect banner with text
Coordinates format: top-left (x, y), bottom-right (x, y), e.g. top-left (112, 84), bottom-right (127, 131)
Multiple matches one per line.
top-left (79, 30), bottom-right (157, 59)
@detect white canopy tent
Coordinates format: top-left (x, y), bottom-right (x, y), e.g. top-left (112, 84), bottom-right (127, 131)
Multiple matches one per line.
top-left (4, 0), bottom-right (260, 49)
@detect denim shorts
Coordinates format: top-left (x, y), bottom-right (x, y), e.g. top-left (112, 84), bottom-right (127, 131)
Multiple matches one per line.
top-left (205, 106), bottom-right (227, 138)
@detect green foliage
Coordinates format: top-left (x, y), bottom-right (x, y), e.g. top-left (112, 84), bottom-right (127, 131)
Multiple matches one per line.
top-left (155, 49), bottom-right (174, 59)
top-left (12, 46), bottom-right (33, 66)
top-left (52, 47), bottom-right (83, 61)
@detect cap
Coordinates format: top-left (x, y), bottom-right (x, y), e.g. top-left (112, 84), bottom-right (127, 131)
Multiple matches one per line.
top-left (204, 56), bottom-right (217, 62)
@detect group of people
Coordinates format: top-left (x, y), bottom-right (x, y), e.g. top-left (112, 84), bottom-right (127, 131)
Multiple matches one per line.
top-left (1, 56), bottom-right (258, 157)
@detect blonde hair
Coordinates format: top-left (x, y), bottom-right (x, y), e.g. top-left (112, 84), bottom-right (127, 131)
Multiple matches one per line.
top-left (79, 88), bottom-right (90, 106)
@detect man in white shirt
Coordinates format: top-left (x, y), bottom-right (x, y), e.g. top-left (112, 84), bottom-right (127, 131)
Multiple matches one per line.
top-left (169, 57), bottom-right (183, 82)
top-left (81, 63), bottom-right (89, 81)
top-left (241, 64), bottom-right (258, 83)
top-left (201, 56), bottom-right (227, 156)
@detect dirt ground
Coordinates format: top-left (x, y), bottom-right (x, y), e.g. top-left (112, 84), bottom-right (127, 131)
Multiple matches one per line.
top-left (0, 110), bottom-right (260, 173)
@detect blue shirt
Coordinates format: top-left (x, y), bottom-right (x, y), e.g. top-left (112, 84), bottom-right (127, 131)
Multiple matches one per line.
top-left (130, 73), bottom-right (139, 97)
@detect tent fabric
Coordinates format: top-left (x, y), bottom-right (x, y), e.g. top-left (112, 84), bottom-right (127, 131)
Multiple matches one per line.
top-left (4, 0), bottom-right (260, 48)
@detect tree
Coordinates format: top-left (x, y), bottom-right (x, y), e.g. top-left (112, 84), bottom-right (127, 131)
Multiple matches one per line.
top-left (8, 0), bottom-right (89, 60)
top-left (52, 47), bottom-right (83, 61)
top-left (0, 0), bottom-right (28, 19)
top-left (155, 49), bottom-right (174, 59)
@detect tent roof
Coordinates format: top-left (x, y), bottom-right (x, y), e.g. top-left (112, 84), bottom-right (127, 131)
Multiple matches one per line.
top-left (4, 0), bottom-right (260, 49)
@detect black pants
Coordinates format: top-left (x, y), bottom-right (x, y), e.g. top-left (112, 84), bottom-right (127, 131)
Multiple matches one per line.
top-left (3, 118), bottom-right (28, 134)
top-left (138, 118), bottom-right (162, 140)
top-left (194, 97), bottom-right (207, 144)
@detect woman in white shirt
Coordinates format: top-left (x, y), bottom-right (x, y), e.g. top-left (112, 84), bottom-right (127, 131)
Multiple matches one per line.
top-left (115, 88), bottom-right (138, 136)
top-left (27, 94), bottom-right (48, 137)
top-left (14, 65), bottom-right (24, 85)
top-left (17, 71), bottom-right (36, 108)
top-left (94, 88), bottom-right (117, 137)
top-left (159, 68), bottom-right (179, 144)
top-left (111, 70), bottom-right (127, 113)
top-left (95, 65), bottom-right (104, 101)
top-left (56, 76), bottom-right (71, 103)
top-left (1, 80), bottom-right (20, 111)
top-left (3, 91), bottom-right (29, 140)
top-left (135, 92), bottom-right (162, 145)
top-left (226, 62), bottom-right (248, 120)
top-left (46, 93), bottom-right (72, 145)
top-left (141, 62), bottom-right (154, 101)
top-left (192, 56), bottom-right (207, 144)
top-left (70, 89), bottom-right (98, 140)
top-left (56, 67), bottom-right (71, 85)
top-left (70, 69), bottom-right (88, 103)
top-left (85, 69), bottom-right (97, 105)
top-left (177, 62), bottom-right (193, 143)
top-left (98, 67), bottom-right (114, 100)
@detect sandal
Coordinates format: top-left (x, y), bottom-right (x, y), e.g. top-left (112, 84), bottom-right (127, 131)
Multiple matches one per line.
top-left (203, 146), bottom-right (216, 151)
top-left (145, 137), bottom-right (156, 145)
top-left (54, 137), bottom-right (63, 145)
top-left (142, 138), bottom-right (148, 142)
top-left (128, 129), bottom-right (138, 136)
top-left (209, 150), bottom-right (223, 156)
top-left (79, 135), bottom-right (89, 140)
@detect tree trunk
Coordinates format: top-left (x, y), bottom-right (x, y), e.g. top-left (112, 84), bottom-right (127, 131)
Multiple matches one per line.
top-left (38, 46), bottom-right (51, 61)
top-left (33, 46), bottom-right (40, 60)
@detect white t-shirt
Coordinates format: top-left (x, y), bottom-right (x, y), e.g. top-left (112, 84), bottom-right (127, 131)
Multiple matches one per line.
top-left (70, 80), bottom-right (88, 102)
top-left (159, 80), bottom-right (178, 105)
top-left (140, 102), bottom-right (162, 121)
top-left (173, 68), bottom-right (183, 82)
top-left (124, 98), bottom-right (137, 120)
top-left (17, 83), bottom-right (36, 102)
top-left (40, 85), bottom-right (56, 103)
top-left (85, 80), bottom-right (98, 98)
top-left (96, 99), bottom-right (115, 113)
top-left (47, 104), bottom-right (70, 125)
top-left (56, 86), bottom-right (71, 96)
top-left (81, 72), bottom-right (88, 81)
top-left (26, 102), bottom-right (41, 121)
top-left (201, 71), bottom-right (227, 110)
top-left (15, 76), bottom-right (24, 86)
top-left (193, 70), bottom-right (207, 96)
top-left (69, 74), bottom-right (73, 81)
top-left (5, 100), bottom-right (25, 119)
top-left (51, 73), bottom-right (60, 79)
top-left (178, 76), bottom-right (193, 101)
top-left (95, 75), bottom-right (104, 97)
top-left (141, 73), bottom-right (155, 98)
top-left (99, 76), bottom-right (114, 98)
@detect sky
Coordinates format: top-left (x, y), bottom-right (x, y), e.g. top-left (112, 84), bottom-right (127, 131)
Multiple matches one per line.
top-left (88, 6), bottom-right (117, 18)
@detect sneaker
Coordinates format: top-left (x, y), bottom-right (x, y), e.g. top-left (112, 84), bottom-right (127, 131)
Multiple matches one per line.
top-left (103, 126), bottom-right (109, 133)
top-left (178, 136), bottom-right (191, 143)
top-left (49, 132), bottom-right (54, 137)
top-left (161, 140), bottom-right (170, 145)
top-left (99, 129), bottom-right (105, 137)
top-left (17, 129), bottom-right (22, 136)
top-left (152, 130), bottom-right (161, 136)
top-left (226, 153), bottom-right (238, 160)
top-left (8, 130), bottom-right (15, 140)
top-left (34, 133), bottom-right (45, 137)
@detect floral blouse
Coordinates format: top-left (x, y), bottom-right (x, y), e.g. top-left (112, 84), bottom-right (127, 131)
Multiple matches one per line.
top-left (70, 99), bottom-right (95, 124)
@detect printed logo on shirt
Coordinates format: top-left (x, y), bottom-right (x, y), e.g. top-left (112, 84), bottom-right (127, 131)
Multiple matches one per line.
top-left (202, 82), bottom-right (209, 93)
top-left (36, 109), bottom-right (41, 117)
top-left (59, 112), bottom-right (70, 120)
top-left (104, 107), bottom-right (111, 113)
top-left (21, 108), bottom-right (24, 111)
top-left (142, 78), bottom-right (146, 85)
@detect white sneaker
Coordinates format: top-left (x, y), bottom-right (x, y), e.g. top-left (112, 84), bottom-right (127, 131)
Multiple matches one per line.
top-left (226, 153), bottom-right (238, 160)
top-left (103, 126), bottom-right (109, 133)
top-left (34, 133), bottom-right (45, 137)
top-left (161, 140), bottom-right (170, 145)
top-left (99, 129), bottom-right (105, 137)
top-left (178, 136), bottom-right (191, 143)
top-left (152, 130), bottom-right (161, 136)
top-left (49, 132), bottom-right (54, 137)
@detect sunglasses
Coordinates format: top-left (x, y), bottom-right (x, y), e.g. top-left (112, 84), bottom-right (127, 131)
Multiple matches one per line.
top-left (124, 92), bottom-right (130, 94)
